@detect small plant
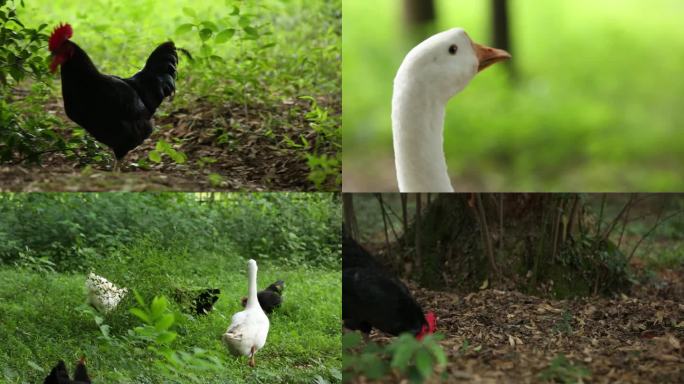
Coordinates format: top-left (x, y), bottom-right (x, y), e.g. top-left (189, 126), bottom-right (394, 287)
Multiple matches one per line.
top-left (538, 354), bottom-right (591, 384)
top-left (343, 331), bottom-right (447, 384)
top-left (148, 139), bottom-right (187, 165)
top-left (553, 310), bottom-right (574, 335)
top-left (299, 96), bottom-right (341, 189)
top-left (128, 290), bottom-right (223, 383)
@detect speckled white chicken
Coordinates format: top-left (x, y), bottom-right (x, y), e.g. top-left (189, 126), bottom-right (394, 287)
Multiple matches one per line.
top-left (85, 272), bottom-right (128, 313)
top-left (222, 259), bottom-right (270, 367)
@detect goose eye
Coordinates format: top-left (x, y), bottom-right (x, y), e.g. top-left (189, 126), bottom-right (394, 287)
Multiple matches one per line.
top-left (448, 44), bottom-right (458, 55)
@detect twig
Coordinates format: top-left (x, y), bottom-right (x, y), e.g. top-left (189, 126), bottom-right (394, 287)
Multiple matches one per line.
top-left (376, 194), bottom-right (392, 260)
top-left (628, 207), bottom-right (684, 262)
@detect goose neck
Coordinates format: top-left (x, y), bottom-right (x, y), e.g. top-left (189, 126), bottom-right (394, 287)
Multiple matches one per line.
top-left (392, 84), bottom-right (453, 192)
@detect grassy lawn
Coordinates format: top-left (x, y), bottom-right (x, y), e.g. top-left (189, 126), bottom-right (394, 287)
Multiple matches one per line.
top-left (0, 245), bottom-right (341, 383)
top-left (2, 0), bottom-right (340, 191)
top-left (342, 0), bottom-right (684, 191)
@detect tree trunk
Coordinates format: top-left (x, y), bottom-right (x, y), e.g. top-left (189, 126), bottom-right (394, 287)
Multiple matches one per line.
top-left (342, 194), bottom-right (358, 240)
top-left (491, 0), bottom-right (513, 75)
top-left (404, 0), bottom-right (435, 26)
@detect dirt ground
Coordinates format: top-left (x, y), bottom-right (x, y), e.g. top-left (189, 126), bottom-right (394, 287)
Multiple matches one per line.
top-left (1, 92), bottom-right (338, 191)
top-left (358, 268), bottom-right (684, 383)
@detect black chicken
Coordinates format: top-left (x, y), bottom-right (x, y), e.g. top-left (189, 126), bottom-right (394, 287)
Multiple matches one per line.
top-left (342, 236), bottom-right (436, 339)
top-left (44, 358), bottom-right (91, 384)
top-left (173, 287), bottom-right (221, 316)
top-left (48, 23), bottom-right (178, 171)
top-left (241, 279), bottom-right (284, 314)
top-left (192, 288), bottom-right (221, 315)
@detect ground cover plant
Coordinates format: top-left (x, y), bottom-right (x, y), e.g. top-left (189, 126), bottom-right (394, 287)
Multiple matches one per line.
top-left (0, 0), bottom-right (340, 191)
top-left (342, 0), bottom-right (684, 191)
top-left (0, 193), bottom-right (342, 383)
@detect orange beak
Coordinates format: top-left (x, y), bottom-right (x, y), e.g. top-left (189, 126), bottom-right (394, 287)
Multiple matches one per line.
top-left (472, 42), bottom-right (511, 72)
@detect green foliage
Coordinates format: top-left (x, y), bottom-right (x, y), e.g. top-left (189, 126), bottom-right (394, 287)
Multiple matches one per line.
top-left (0, 193), bottom-right (341, 270)
top-left (538, 354), bottom-right (591, 384)
top-left (343, 332), bottom-right (447, 383)
top-left (299, 96), bottom-right (341, 189)
top-left (129, 291), bottom-right (224, 383)
top-left (148, 139), bottom-right (187, 165)
top-left (0, 0), bottom-right (48, 86)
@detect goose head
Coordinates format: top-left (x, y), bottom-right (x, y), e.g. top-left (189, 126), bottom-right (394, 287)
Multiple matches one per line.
top-left (395, 28), bottom-right (511, 103)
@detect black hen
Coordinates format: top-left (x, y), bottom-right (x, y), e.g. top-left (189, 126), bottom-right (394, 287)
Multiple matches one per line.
top-left (173, 287), bottom-right (220, 316)
top-left (48, 23), bottom-right (178, 170)
top-left (241, 279), bottom-right (284, 314)
top-left (192, 288), bottom-right (221, 315)
top-left (342, 236), bottom-right (435, 338)
top-left (44, 359), bottom-right (91, 384)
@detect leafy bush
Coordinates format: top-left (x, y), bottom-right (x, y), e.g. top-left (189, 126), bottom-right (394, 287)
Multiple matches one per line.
top-left (0, 0), bottom-right (49, 85)
top-left (343, 332), bottom-right (447, 383)
top-left (0, 193), bottom-right (340, 270)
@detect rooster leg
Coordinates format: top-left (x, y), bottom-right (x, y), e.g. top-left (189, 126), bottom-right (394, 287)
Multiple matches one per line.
top-left (112, 158), bottom-right (120, 172)
top-left (248, 345), bottom-right (256, 367)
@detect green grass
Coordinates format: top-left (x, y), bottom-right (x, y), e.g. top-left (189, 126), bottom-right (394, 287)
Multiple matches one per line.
top-left (343, 0), bottom-right (684, 191)
top-left (0, 243), bottom-right (341, 383)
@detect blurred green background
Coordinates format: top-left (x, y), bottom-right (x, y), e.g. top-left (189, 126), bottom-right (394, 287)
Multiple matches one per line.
top-left (342, 0), bottom-right (684, 191)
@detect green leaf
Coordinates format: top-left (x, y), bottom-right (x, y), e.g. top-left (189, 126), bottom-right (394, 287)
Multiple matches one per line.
top-left (175, 23), bottom-right (194, 35)
top-left (238, 16), bottom-right (251, 28)
top-left (27, 361), bottom-right (44, 372)
top-left (208, 173), bottom-right (223, 187)
top-left (342, 332), bottom-right (362, 349)
top-left (243, 26), bottom-right (258, 37)
top-left (215, 29), bottom-right (235, 44)
top-left (168, 150), bottom-right (187, 164)
top-left (155, 139), bottom-right (171, 151)
top-left (155, 331), bottom-right (177, 344)
top-left (199, 28), bottom-right (213, 41)
top-left (150, 296), bottom-right (167, 318)
top-left (390, 342), bottom-right (414, 370)
top-left (182, 7), bottom-right (196, 18)
top-left (414, 348), bottom-right (434, 379)
top-left (230, 5), bottom-right (240, 15)
top-left (201, 21), bottom-right (218, 32)
top-left (130, 308), bottom-right (151, 324)
top-left (155, 313), bottom-right (175, 331)
top-left (148, 150), bottom-right (162, 163)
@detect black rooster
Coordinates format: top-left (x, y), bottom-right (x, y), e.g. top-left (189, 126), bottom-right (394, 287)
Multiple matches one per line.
top-left (342, 235), bottom-right (436, 339)
top-left (241, 279), bottom-right (284, 314)
top-left (44, 358), bottom-right (91, 384)
top-left (48, 23), bottom-right (178, 171)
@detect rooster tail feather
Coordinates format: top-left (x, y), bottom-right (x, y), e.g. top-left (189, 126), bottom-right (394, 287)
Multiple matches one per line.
top-left (127, 41), bottom-right (178, 114)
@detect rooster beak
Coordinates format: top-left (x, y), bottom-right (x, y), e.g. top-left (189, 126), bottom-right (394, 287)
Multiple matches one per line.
top-left (473, 42), bottom-right (511, 72)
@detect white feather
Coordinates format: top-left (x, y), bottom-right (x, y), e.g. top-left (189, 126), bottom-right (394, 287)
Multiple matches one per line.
top-left (86, 272), bottom-right (127, 313)
top-left (392, 28), bottom-right (498, 192)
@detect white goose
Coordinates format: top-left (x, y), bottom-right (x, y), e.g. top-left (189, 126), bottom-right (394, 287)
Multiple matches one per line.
top-left (222, 259), bottom-right (270, 367)
top-left (392, 28), bottom-right (511, 192)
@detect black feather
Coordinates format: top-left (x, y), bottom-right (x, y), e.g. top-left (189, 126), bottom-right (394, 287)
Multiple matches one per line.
top-left (342, 236), bottom-right (427, 337)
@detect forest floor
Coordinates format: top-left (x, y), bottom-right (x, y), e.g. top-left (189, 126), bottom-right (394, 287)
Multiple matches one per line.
top-left (0, 92), bottom-right (339, 192)
top-left (364, 267), bottom-right (684, 383)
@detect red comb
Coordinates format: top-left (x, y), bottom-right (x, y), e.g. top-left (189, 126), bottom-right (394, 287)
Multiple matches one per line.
top-left (425, 311), bottom-right (437, 332)
top-left (48, 23), bottom-right (73, 52)
top-left (416, 311), bottom-right (437, 340)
